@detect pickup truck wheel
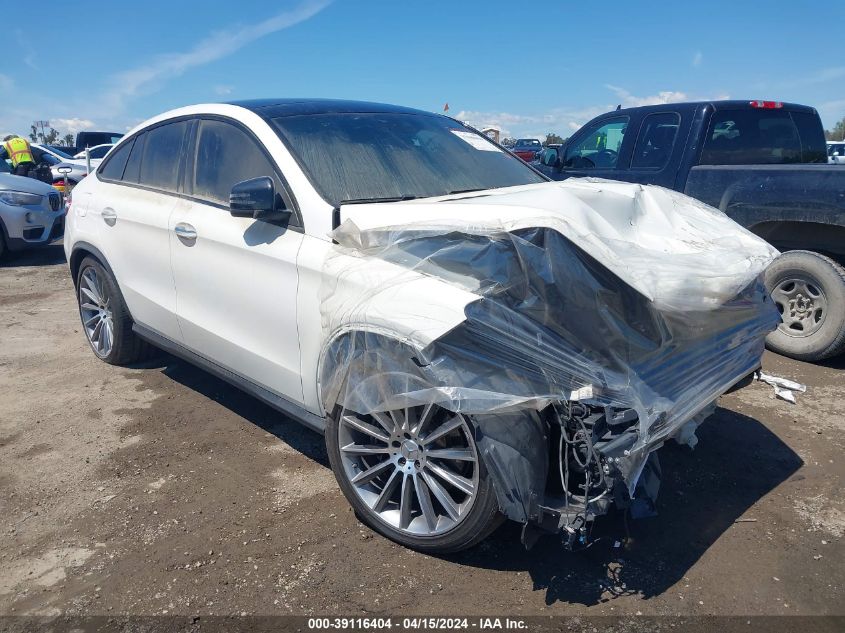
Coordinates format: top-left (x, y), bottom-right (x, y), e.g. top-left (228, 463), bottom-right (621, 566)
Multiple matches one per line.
top-left (765, 250), bottom-right (845, 361)
top-left (326, 403), bottom-right (502, 553)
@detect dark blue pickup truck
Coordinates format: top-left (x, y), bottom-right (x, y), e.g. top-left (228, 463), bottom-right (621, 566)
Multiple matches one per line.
top-left (536, 100), bottom-right (845, 362)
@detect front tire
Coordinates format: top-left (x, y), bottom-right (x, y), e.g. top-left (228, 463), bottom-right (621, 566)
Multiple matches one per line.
top-left (765, 250), bottom-right (845, 361)
top-left (76, 256), bottom-right (151, 365)
top-left (326, 403), bottom-right (502, 553)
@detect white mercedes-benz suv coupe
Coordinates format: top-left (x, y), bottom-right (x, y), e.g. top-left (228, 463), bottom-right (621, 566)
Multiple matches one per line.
top-left (65, 99), bottom-right (780, 552)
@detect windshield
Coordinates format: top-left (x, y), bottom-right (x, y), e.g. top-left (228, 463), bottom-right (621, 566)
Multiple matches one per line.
top-left (270, 112), bottom-right (545, 206)
top-left (515, 139), bottom-right (541, 148)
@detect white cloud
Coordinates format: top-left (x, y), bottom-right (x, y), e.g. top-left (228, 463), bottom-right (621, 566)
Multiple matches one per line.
top-left (101, 0), bottom-right (332, 111)
top-left (52, 118), bottom-right (98, 135)
top-left (692, 51), bottom-right (703, 67)
top-left (214, 84), bottom-right (235, 96)
top-left (456, 104), bottom-right (612, 140)
top-left (454, 85), bottom-right (734, 140)
top-left (816, 98), bottom-right (845, 128)
top-left (0, 74), bottom-right (14, 90)
top-left (606, 84), bottom-right (690, 107)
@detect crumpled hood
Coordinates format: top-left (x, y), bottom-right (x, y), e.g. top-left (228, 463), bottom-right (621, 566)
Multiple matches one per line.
top-left (338, 178), bottom-right (779, 311)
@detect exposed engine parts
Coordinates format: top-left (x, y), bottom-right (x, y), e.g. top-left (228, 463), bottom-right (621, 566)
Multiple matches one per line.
top-left (520, 402), bottom-right (662, 550)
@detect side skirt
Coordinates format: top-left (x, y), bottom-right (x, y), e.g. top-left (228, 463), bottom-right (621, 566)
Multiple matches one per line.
top-left (132, 323), bottom-right (326, 435)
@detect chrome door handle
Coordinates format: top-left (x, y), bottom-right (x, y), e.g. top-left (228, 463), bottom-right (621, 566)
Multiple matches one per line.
top-left (174, 222), bottom-right (197, 243)
top-left (102, 207), bottom-right (117, 226)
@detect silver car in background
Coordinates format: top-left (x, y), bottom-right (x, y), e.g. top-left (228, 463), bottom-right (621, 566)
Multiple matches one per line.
top-left (0, 163), bottom-right (65, 259)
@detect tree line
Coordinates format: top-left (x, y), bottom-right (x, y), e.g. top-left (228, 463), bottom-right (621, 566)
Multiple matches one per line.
top-left (825, 116), bottom-right (845, 142)
top-left (28, 123), bottom-right (75, 147)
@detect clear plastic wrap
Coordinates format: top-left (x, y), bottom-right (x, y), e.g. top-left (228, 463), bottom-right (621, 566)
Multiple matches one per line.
top-left (318, 180), bottom-right (781, 521)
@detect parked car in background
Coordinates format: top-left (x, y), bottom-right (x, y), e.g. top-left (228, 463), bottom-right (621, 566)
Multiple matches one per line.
top-left (827, 141), bottom-right (845, 164)
top-left (32, 145), bottom-right (93, 192)
top-left (0, 161), bottom-right (65, 259)
top-left (73, 144), bottom-right (114, 160)
top-left (64, 99), bottom-right (778, 553)
top-left (1, 143), bottom-right (88, 188)
top-left (536, 100), bottom-right (845, 362)
top-left (75, 131), bottom-right (123, 150)
top-left (47, 144), bottom-right (79, 156)
top-left (511, 138), bottom-right (542, 161)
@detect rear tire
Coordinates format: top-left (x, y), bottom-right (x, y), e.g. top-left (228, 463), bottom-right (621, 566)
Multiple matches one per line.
top-left (765, 250), bottom-right (845, 361)
top-left (76, 256), bottom-right (152, 365)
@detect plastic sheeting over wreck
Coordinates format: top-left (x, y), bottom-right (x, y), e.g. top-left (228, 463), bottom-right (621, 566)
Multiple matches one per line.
top-left (318, 179), bottom-right (781, 523)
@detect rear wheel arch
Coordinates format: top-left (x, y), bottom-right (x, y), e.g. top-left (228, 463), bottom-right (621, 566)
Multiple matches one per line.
top-left (69, 242), bottom-right (115, 288)
top-left (749, 221), bottom-right (845, 266)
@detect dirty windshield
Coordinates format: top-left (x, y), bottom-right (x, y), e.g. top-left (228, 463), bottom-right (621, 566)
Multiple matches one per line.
top-left (271, 112), bottom-right (546, 206)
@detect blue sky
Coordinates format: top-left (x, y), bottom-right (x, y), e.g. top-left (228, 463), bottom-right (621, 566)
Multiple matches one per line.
top-left (1, 0), bottom-right (843, 141)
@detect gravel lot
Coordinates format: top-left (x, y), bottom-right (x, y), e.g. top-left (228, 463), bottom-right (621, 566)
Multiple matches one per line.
top-left (1, 244), bottom-right (843, 619)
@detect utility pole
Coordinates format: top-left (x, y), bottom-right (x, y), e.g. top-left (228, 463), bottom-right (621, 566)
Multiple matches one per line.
top-left (33, 120), bottom-right (49, 142)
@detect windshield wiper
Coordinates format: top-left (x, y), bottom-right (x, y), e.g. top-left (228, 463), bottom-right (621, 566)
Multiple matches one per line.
top-left (445, 188), bottom-right (486, 195)
top-left (339, 195), bottom-right (420, 205)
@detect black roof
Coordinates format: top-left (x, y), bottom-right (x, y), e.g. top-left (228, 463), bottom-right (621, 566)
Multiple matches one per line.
top-left (228, 98), bottom-right (435, 119)
top-left (612, 100), bottom-right (818, 117)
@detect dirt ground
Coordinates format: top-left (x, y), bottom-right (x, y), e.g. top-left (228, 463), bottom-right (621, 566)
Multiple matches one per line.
top-left (1, 244), bottom-right (843, 621)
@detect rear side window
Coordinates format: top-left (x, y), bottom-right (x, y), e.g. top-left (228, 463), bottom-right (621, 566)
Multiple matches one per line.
top-left (192, 119), bottom-right (278, 205)
top-left (701, 109), bottom-right (825, 165)
top-left (140, 121), bottom-right (188, 192)
top-left (98, 139), bottom-right (133, 180)
top-left (791, 111), bottom-right (827, 163)
top-left (631, 112), bottom-right (680, 169)
top-left (122, 133), bottom-right (146, 183)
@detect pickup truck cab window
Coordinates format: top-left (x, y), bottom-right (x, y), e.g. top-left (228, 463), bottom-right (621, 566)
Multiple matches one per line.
top-left (563, 117), bottom-right (628, 169)
top-left (631, 112), bottom-right (680, 170)
top-left (701, 109), bottom-right (826, 165)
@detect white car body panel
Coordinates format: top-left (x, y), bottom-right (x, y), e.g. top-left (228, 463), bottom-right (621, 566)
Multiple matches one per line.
top-left (89, 181), bottom-right (182, 341)
top-left (169, 196), bottom-right (306, 403)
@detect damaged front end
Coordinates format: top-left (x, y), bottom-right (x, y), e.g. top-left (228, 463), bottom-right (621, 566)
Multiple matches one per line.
top-left (319, 180), bottom-right (781, 548)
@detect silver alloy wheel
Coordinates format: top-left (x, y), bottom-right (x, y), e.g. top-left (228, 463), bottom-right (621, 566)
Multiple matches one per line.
top-left (338, 404), bottom-right (479, 537)
top-left (772, 276), bottom-right (827, 337)
top-left (79, 267), bottom-right (114, 357)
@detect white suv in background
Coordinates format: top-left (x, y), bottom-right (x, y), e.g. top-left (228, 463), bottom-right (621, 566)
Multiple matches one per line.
top-left (64, 99), bottom-right (778, 553)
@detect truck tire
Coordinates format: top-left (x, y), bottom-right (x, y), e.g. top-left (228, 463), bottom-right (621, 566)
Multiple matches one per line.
top-left (765, 250), bottom-right (845, 361)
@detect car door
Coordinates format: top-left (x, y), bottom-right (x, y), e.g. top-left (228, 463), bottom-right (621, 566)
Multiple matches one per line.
top-left (169, 117), bottom-right (305, 403)
top-left (90, 123), bottom-right (188, 341)
top-left (557, 116), bottom-right (631, 181)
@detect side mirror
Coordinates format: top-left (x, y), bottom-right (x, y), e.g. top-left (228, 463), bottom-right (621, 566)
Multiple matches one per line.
top-left (229, 176), bottom-right (289, 221)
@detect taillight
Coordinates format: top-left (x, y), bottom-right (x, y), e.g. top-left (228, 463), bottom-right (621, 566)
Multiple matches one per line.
top-left (750, 100), bottom-right (783, 109)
